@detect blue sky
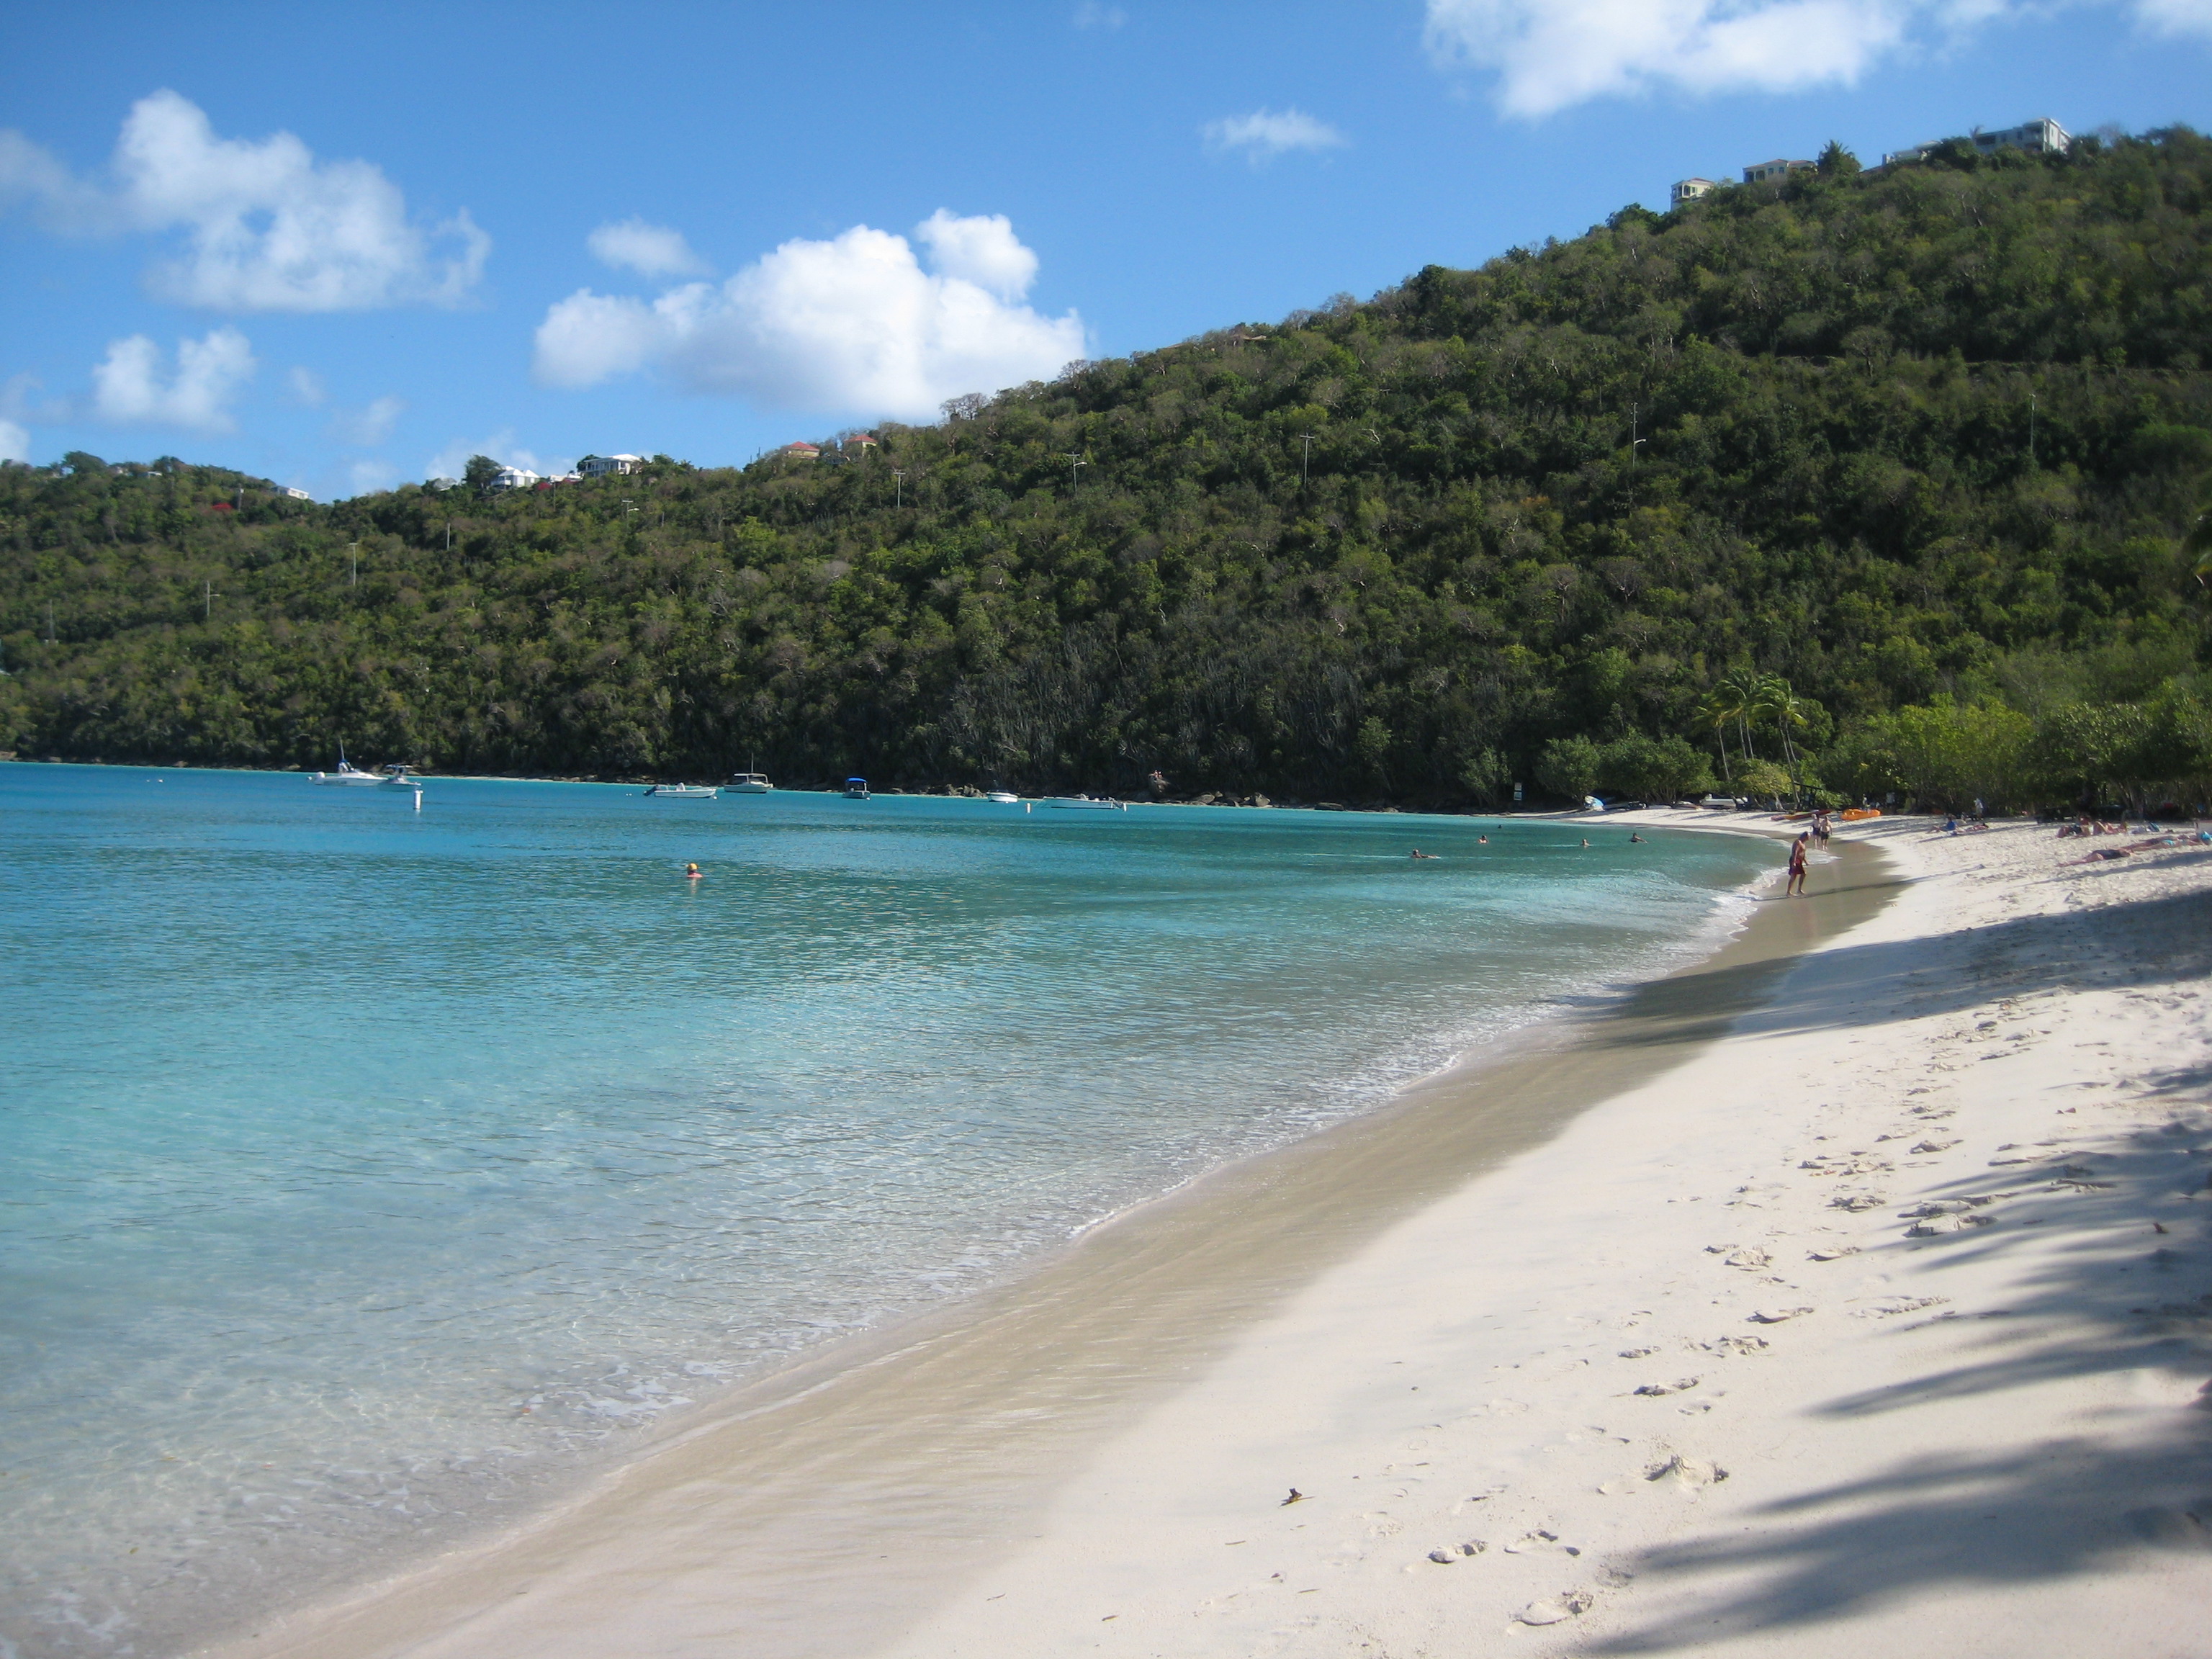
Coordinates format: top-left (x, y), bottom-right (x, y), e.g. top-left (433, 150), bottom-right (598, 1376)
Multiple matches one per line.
top-left (2, 1), bottom-right (2208, 498)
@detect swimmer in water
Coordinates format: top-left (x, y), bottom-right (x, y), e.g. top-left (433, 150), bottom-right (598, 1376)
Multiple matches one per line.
top-left (1581, 838), bottom-right (1591, 848)
top-left (1409, 848), bottom-right (1438, 860)
top-left (684, 862), bottom-right (703, 879)
top-left (1629, 832), bottom-right (1644, 843)
top-left (1478, 835), bottom-right (1489, 844)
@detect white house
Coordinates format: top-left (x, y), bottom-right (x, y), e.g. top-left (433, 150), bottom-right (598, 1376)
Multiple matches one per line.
top-left (1671, 177), bottom-right (1719, 206)
top-left (1884, 117), bottom-right (2072, 167)
top-left (1742, 158), bottom-right (1814, 184)
top-left (277, 485), bottom-right (312, 500)
top-left (488, 465), bottom-right (541, 492)
top-left (577, 454), bottom-right (646, 477)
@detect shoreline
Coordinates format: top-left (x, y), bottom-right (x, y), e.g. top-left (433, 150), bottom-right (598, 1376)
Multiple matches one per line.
top-left (192, 828), bottom-right (1873, 1659)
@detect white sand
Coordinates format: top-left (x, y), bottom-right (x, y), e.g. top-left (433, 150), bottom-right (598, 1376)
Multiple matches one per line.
top-left (876, 814), bottom-right (2212, 1657)
top-left (206, 814), bottom-right (2212, 1659)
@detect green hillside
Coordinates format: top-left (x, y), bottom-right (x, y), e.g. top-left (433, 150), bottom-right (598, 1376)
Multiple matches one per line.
top-left (5, 127), bottom-right (2211, 809)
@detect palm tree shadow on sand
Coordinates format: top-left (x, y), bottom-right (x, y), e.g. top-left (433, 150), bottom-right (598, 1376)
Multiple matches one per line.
top-left (1586, 880), bottom-right (2212, 1652)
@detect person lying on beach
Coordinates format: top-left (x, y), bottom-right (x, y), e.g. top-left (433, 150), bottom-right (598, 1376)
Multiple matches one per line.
top-left (2064, 847), bottom-right (2131, 864)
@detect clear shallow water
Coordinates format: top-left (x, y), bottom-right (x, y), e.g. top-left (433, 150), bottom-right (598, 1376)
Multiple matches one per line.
top-left (0, 765), bottom-right (1774, 1655)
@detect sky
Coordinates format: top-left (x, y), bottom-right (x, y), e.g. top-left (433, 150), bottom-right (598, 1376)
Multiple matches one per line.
top-left (1, 1), bottom-right (2208, 499)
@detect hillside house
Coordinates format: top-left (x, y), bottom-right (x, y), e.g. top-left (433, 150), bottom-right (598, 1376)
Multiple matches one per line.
top-left (1884, 117), bottom-right (2072, 167)
top-left (1742, 158), bottom-right (1814, 184)
top-left (843, 432), bottom-right (878, 451)
top-left (1671, 176), bottom-right (1718, 206)
top-left (488, 466), bottom-right (541, 493)
top-left (781, 441), bottom-right (821, 462)
top-left (577, 454), bottom-right (645, 477)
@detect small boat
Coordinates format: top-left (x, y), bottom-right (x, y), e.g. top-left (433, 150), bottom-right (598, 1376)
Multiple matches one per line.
top-left (843, 777), bottom-right (871, 800)
top-left (727, 771), bottom-right (773, 795)
top-left (312, 748), bottom-right (416, 788)
top-left (1043, 794), bottom-right (1127, 811)
top-left (645, 783), bottom-right (720, 799)
top-left (985, 791), bottom-right (1020, 804)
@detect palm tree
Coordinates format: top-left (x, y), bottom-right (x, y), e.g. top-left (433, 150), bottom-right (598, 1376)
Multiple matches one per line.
top-left (1753, 674), bottom-right (1812, 805)
top-left (1718, 667), bottom-right (1764, 764)
top-left (1695, 687), bottom-right (1737, 788)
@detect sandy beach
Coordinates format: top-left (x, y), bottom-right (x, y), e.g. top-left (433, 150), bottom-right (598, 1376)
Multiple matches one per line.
top-left (204, 811), bottom-right (2212, 1659)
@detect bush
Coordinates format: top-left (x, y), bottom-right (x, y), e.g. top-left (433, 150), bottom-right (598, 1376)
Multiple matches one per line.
top-left (1536, 735), bottom-right (1601, 801)
top-left (1596, 732), bottom-right (1715, 801)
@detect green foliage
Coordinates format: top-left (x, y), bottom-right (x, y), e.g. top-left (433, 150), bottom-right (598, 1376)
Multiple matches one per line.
top-left (1593, 732), bottom-right (1715, 801)
top-left (1537, 735), bottom-right (1602, 801)
top-left (462, 455), bottom-right (502, 495)
top-left (1, 129), bottom-right (2209, 801)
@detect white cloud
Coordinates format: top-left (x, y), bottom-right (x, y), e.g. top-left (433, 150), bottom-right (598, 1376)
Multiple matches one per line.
top-left (532, 211), bottom-right (1086, 419)
top-left (347, 459), bottom-right (398, 496)
top-left (1424, 0), bottom-right (1923, 116)
top-left (913, 210), bottom-right (1038, 300)
top-left (330, 394), bottom-right (405, 447)
top-left (1072, 2), bottom-right (1128, 27)
top-left (1203, 108), bottom-right (1349, 162)
top-left (286, 365), bottom-right (327, 407)
top-left (91, 327), bottom-right (256, 433)
top-left (425, 429), bottom-right (567, 483)
top-left (2134, 0), bottom-right (2212, 35)
top-left (588, 217), bottom-right (708, 279)
top-left (0, 89), bottom-right (488, 310)
top-left (0, 419), bottom-right (27, 464)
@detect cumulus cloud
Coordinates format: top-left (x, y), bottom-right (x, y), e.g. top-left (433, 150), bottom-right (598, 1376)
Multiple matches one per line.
top-left (588, 217), bottom-right (708, 279)
top-left (1203, 108), bottom-right (1349, 162)
top-left (285, 365), bottom-right (327, 407)
top-left (348, 459), bottom-right (399, 496)
top-left (1072, 2), bottom-right (1128, 27)
top-left (330, 394), bottom-right (405, 447)
top-left (1424, 0), bottom-right (1931, 115)
top-left (91, 327), bottom-right (256, 433)
top-left (532, 211), bottom-right (1086, 419)
top-left (425, 430), bottom-right (567, 483)
top-left (0, 89), bottom-right (488, 310)
top-left (2134, 0), bottom-right (2212, 35)
top-left (0, 419), bottom-right (27, 464)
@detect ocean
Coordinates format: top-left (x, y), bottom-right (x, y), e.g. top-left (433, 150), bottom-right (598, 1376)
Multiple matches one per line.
top-left (0, 765), bottom-right (1774, 1656)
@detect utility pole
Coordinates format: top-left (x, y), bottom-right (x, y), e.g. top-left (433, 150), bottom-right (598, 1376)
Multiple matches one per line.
top-left (1629, 403), bottom-right (1645, 467)
top-left (892, 469), bottom-right (906, 508)
top-left (2028, 391), bottom-right (2037, 470)
top-left (1062, 453), bottom-right (1088, 487)
top-left (46, 600), bottom-right (55, 643)
top-left (349, 542), bottom-right (359, 587)
top-left (445, 520), bottom-right (451, 552)
top-left (1298, 433), bottom-right (1316, 483)
top-left (204, 579), bottom-right (218, 621)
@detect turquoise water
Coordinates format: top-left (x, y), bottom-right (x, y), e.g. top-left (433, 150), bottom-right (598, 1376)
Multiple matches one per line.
top-left (0, 765), bottom-right (1773, 1655)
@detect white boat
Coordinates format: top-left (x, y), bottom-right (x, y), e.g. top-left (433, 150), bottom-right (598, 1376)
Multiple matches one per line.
top-left (985, 791), bottom-right (1020, 804)
top-left (312, 749), bottom-right (417, 788)
top-left (843, 777), bottom-right (871, 800)
top-left (727, 771), bottom-right (773, 794)
top-left (1043, 795), bottom-right (1127, 811)
top-left (645, 783), bottom-right (719, 799)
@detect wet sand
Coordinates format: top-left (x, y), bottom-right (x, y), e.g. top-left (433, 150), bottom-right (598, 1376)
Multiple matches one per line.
top-left (199, 837), bottom-right (1897, 1659)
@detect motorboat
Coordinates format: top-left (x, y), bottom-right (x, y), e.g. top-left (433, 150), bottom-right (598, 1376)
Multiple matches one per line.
top-left (843, 777), bottom-right (871, 800)
top-left (645, 783), bottom-right (720, 798)
top-left (312, 748), bottom-right (416, 788)
top-left (1043, 794), bottom-right (1127, 811)
top-left (727, 772), bottom-right (773, 794)
top-left (985, 791), bottom-right (1020, 804)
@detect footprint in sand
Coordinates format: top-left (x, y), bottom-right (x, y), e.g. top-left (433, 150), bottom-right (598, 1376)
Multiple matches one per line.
top-left (1514, 1589), bottom-right (1594, 1625)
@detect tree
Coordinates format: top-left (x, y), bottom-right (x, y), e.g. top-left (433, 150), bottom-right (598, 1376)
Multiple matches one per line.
top-left (1694, 687), bottom-right (1739, 787)
top-left (1817, 140), bottom-right (1861, 179)
top-left (1536, 735), bottom-right (1601, 803)
top-left (463, 454), bottom-right (503, 496)
top-left (1752, 675), bottom-right (1814, 804)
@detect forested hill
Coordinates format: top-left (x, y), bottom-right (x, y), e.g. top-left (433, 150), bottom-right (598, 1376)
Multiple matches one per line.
top-left (4, 128), bottom-right (2211, 809)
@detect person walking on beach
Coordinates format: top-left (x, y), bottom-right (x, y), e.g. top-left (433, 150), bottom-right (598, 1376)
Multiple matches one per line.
top-left (1786, 832), bottom-right (1809, 896)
